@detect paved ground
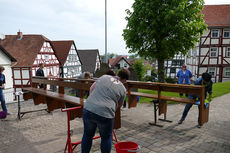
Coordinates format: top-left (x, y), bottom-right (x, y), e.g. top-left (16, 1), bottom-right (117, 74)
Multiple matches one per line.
top-left (0, 93), bottom-right (230, 153)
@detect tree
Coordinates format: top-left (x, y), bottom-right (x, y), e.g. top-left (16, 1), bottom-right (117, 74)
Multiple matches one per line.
top-left (133, 59), bottom-right (146, 81)
top-left (123, 0), bottom-right (207, 82)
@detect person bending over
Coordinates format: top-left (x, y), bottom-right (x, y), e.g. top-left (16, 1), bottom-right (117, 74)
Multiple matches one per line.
top-left (178, 72), bottom-right (213, 128)
top-left (81, 68), bottom-right (130, 153)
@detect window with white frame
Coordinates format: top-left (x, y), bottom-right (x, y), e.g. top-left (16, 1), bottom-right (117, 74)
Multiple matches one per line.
top-left (224, 67), bottom-right (230, 77)
top-left (223, 30), bottom-right (230, 38)
top-left (226, 47), bottom-right (230, 57)
top-left (210, 47), bottom-right (218, 57)
top-left (208, 67), bottom-right (216, 77)
top-left (45, 55), bottom-right (49, 62)
top-left (211, 29), bottom-right (219, 38)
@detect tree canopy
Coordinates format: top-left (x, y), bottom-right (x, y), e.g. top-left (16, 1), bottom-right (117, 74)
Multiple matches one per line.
top-left (123, 0), bottom-right (207, 82)
top-left (133, 59), bottom-right (146, 81)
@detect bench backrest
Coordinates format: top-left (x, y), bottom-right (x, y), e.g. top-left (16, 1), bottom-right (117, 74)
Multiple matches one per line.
top-left (126, 80), bottom-right (208, 126)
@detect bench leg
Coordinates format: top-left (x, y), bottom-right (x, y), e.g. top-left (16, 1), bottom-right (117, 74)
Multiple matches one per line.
top-left (17, 95), bottom-right (21, 120)
top-left (158, 111), bottom-right (173, 123)
top-left (149, 101), bottom-right (163, 127)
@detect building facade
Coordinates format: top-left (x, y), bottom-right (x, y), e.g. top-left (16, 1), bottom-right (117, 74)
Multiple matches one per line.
top-left (77, 49), bottom-right (101, 75)
top-left (0, 45), bottom-right (17, 102)
top-left (51, 41), bottom-right (82, 78)
top-left (187, 5), bottom-right (230, 82)
top-left (0, 31), bottom-right (60, 93)
top-left (165, 52), bottom-right (185, 78)
top-left (109, 56), bottom-right (130, 70)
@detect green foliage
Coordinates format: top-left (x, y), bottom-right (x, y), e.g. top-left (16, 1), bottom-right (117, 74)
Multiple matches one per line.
top-left (165, 77), bottom-right (177, 83)
top-left (144, 75), bottom-right (156, 82)
top-left (212, 81), bottom-right (230, 98)
top-left (94, 63), bottom-right (110, 78)
top-left (133, 60), bottom-right (146, 81)
top-left (129, 54), bottom-right (139, 59)
top-left (151, 68), bottom-right (157, 77)
top-left (123, 0), bottom-right (207, 82)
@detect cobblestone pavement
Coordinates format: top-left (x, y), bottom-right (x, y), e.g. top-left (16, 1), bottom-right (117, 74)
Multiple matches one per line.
top-left (0, 93), bottom-right (230, 153)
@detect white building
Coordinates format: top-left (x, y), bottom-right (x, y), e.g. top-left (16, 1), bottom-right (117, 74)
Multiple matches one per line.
top-left (51, 41), bottom-right (82, 78)
top-left (109, 56), bottom-right (131, 70)
top-left (0, 45), bottom-right (17, 102)
top-left (165, 52), bottom-right (185, 78)
top-left (187, 5), bottom-right (230, 82)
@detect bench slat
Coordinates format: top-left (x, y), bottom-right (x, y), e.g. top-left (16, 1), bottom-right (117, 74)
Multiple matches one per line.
top-left (23, 87), bottom-right (82, 106)
top-left (129, 91), bottom-right (195, 104)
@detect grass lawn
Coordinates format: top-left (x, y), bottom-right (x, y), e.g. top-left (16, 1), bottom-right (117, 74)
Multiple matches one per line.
top-left (138, 81), bottom-right (230, 103)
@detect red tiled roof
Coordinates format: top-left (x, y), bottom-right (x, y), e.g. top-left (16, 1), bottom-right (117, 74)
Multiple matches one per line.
top-left (50, 40), bottom-right (75, 66)
top-left (0, 34), bottom-right (50, 66)
top-left (0, 45), bottom-right (17, 62)
top-left (109, 56), bottom-right (131, 67)
top-left (202, 5), bottom-right (230, 27)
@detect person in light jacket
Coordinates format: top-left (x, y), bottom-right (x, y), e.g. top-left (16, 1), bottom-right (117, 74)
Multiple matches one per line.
top-left (177, 64), bottom-right (193, 97)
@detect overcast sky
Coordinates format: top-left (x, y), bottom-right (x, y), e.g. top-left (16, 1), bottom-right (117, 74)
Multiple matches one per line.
top-left (1, 0), bottom-right (230, 55)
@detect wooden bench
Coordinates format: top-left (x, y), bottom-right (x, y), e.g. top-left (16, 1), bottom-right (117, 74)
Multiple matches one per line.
top-left (126, 81), bottom-right (209, 126)
top-left (22, 76), bottom-right (121, 129)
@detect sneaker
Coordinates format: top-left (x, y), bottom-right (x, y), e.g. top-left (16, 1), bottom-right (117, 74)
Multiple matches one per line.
top-left (121, 107), bottom-right (127, 111)
top-left (197, 124), bottom-right (201, 128)
top-left (7, 112), bottom-right (12, 115)
top-left (178, 119), bottom-right (184, 124)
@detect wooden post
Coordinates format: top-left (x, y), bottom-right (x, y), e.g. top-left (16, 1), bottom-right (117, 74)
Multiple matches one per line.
top-left (199, 87), bottom-right (205, 126)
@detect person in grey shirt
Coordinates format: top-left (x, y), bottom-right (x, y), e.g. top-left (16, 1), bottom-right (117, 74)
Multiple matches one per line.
top-left (81, 68), bottom-right (130, 153)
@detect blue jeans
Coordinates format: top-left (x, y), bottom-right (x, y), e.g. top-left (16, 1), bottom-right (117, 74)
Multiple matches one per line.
top-left (181, 103), bottom-right (200, 124)
top-left (0, 89), bottom-right (7, 112)
top-left (81, 109), bottom-right (114, 153)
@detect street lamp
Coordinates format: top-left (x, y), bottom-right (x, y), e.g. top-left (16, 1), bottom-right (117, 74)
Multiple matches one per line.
top-left (104, 0), bottom-right (108, 63)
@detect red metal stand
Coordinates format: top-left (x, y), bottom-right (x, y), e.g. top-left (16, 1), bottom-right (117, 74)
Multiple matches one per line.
top-left (61, 106), bottom-right (118, 153)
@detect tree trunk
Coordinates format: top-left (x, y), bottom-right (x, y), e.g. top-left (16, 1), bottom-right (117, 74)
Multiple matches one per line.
top-left (157, 58), bottom-right (165, 83)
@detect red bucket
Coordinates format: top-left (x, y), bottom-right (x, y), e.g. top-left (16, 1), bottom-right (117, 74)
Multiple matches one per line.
top-left (115, 141), bottom-right (140, 153)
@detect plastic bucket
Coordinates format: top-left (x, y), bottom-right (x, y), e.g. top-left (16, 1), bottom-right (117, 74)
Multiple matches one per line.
top-left (115, 141), bottom-right (141, 153)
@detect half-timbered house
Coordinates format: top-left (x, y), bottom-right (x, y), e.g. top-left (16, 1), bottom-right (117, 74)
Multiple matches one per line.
top-left (50, 41), bottom-right (82, 78)
top-left (187, 5), bottom-right (230, 82)
top-left (165, 52), bottom-right (185, 78)
top-left (0, 45), bottom-right (17, 102)
top-left (0, 31), bottom-right (60, 92)
top-left (109, 56), bottom-right (131, 70)
top-left (77, 49), bottom-right (101, 75)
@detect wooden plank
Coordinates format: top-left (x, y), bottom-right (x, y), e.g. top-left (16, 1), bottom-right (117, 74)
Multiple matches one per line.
top-left (129, 92), bottom-right (195, 104)
top-left (32, 78), bottom-right (92, 90)
top-left (160, 95), bottom-right (195, 104)
top-left (46, 97), bottom-right (65, 112)
top-left (114, 107), bottom-right (121, 129)
top-left (128, 95), bottom-right (138, 108)
top-left (199, 87), bottom-right (206, 126)
top-left (129, 92), bottom-right (158, 99)
top-left (158, 100), bottom-right (167, 115)
top-left (127, 80), bottom-right (203, 95)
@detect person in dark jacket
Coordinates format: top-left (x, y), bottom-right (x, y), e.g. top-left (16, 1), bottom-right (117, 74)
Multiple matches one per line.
top-left (0, 66), bottom-right (8, 115)
top-left (36, 63), bottom-right (44, 88)
top-left (178, 72), bottom-right (213, 128)
top-left (76, 72), bottom-right (91, 97)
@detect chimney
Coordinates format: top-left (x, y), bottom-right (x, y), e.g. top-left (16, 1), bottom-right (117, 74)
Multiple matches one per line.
top-left (0, 34), bottom-right (5, 43)
top-left (17, 30), bottom-right (23, 40)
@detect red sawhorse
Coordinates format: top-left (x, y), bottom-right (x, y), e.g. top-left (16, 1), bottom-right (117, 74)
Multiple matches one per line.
top-left (61, 106), bottom-right (118, 153)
